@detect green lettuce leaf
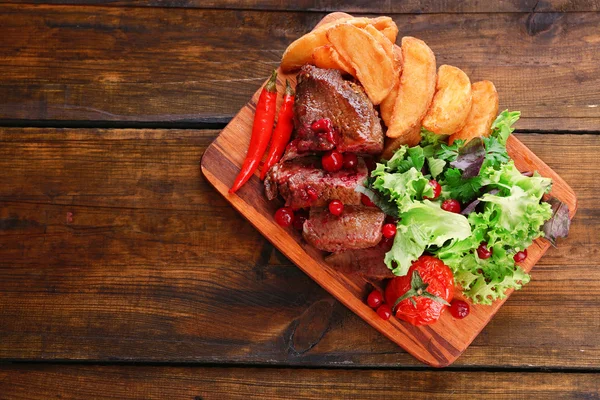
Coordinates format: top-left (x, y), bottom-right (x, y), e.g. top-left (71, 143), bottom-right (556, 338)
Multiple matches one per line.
top-left (491, 110), bottom-right (521, 145)
top-left (386, 201), bottom-right (472, 275)
top-left (372, 167), bottom-right (432, 212)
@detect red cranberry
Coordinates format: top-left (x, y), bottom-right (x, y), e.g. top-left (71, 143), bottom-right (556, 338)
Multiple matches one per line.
top-left (311, 118), bottom-right (333, 134)
top-left (449, 300), bottom-right (470, 319)
top-left (293, 209), bottom-right (308, 231)
top-left (361, 194), bottom-right (375, 207)
top-left (424, 180), bottom-right (442, 200)
top-left (382, 223), bottom-right (397, 239)
top-left (342, 153), bottom-right (358, 169)
top-left (477, 243), bottom-right (492, 259)
top-left (441, 199), bottom-right (461, 213)
top-left (328, 200), bottom-right (344, 216)
top-left (322, 150), bottom-right (343, 172)
top-left (367, 290), bottom-right (384, 308)
top-left (274, 207), bottom-right (294, 227)
top-left (376, 304), bottom-right (392, 320)
top-left (513, 249), bottom-right (528, 263)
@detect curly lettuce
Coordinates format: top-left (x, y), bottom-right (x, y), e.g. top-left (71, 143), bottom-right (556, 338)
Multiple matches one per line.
top-left (370, 110), bottom-right (564, 305)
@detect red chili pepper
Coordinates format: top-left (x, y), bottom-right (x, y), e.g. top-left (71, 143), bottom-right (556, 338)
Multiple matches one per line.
top-left (229, 70), bottom-right (278, 193)
top-left (260, 80), bottom-right (295, 180)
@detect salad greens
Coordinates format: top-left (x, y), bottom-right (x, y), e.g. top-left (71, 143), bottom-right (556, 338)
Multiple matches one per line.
top-left (366, 110), bottom-right (569, 305)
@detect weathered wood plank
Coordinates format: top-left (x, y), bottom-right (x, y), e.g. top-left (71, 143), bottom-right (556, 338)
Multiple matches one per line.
top-left (0, 129), bottom-right (597, 367)
top-left (1, 365), bottom-right (599, 399)
top-left (3, 0), bottom-right (599, 13)
top-left (0, 5), bottom-right (599, 130)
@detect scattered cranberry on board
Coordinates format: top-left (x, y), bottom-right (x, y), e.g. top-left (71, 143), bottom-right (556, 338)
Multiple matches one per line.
top-left (514, 249), bottom-right (528, 263)
top-left (367, 290), bottom-right (384, 308)
top-left (376, 304), bottom-right (392, 321)
top-left (274, 207), bottom-right (295, 227)
top-left (450, 300), bottom-right (470, 319)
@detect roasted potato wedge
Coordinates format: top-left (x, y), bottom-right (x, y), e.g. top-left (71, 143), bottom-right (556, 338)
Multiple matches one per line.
top-left (449, 80), bottom-right (499, 145)
top-left (327, 24), bottom-right (396, 105)
top-left (386, 37), bottom-right (436, 142)
top-left (281, 16), bottom-right (397, 72)
top-left (311, 45), bottom-right (356, 76)
top-left (422, 65), bottom-right (472, 135)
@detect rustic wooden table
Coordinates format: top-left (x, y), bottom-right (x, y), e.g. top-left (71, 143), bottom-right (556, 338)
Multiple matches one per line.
top-left (0, 2), bottom-right (598, 399)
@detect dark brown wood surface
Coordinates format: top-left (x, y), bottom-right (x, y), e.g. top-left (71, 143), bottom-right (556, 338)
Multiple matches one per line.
top-left (0, 128), bottom-right (597, 368)
top-left (0, 2), bottom-right (598, 396)
top-left (0, 5), bottom-right (599, 130)
top-left (1, 365), bottom-right (599, 399)
top-left (3, 0), bottom-right (600, 12)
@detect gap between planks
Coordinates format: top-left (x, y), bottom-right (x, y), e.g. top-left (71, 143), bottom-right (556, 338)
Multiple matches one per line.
top-left (0, 120), bottom-right (599, 135)
top-left (2, 360), bottom-right (599, 373)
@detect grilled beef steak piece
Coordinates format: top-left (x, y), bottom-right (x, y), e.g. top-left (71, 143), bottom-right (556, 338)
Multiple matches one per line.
top-left (326, 245), bottom-right (394, 280)
top-left (293, 65), bottom-right (384, 154)
top-left (303, 206), bottom-right (385, 252)
top-left (264, 157), bottom-right (368, 210)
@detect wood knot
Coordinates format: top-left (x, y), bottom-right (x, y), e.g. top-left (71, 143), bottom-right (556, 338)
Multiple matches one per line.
top-left (288, 298), bottom-right (335, 355)
top-left (526, 12), bottom-right (561, 36)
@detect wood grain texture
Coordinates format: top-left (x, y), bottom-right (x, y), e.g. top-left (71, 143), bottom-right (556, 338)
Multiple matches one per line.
top-left (0, 5), bottom-right (599, 130)
top-left (0, 127), bottom-right (596, 368)
top-left (1, 365), bottom-right (599, 399)
top-left (3, 0), bottom-right (599, 12)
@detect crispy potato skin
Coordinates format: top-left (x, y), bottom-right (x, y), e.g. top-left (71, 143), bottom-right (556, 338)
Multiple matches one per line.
top-left (386, 37), bottom-right (437, 140)
top-left (327, 24), bottom-right (396, 105)
top-left (423, 65), bottom-right (472, 135)
top-left (449, 80), bottom-right (499, 145)
top-left (380, 80), bottom-right (399, 127)
top-left (379, 44), bottom-right (403, 127)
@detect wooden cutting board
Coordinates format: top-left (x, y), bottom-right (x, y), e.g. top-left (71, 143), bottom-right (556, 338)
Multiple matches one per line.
top-left (200, 12), bottom-right (577, 367)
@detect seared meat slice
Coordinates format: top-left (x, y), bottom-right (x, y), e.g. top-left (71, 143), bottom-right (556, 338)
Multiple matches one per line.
top-left (303, 206), bottom-right (385, 252)
top-left (264, 157), bottom-right (367, 210)
top-left (294, 65), bottom-right (384, 154)
top-left (326, 246), bottom-right (394, 280)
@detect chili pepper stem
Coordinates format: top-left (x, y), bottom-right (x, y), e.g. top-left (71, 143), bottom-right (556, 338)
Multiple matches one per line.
top-left (265, 69), bottom-right (278, 92)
